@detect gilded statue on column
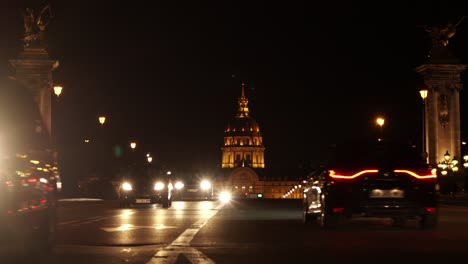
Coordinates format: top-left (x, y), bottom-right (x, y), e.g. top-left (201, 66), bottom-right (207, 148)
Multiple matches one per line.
top-left (425, 17), bottom-right (465, 48)
top-left (22, 3), bottom-right (54, 48)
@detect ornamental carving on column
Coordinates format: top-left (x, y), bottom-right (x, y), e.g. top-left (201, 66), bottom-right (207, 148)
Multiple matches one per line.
top-left (438, 94), bottom-right (449, 128)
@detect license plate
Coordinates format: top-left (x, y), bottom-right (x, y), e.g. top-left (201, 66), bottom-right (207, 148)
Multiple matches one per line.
top-left (369, 189), bottom-right (404, 198)
top-left (187, 189), bottom-right (198, 192)
top-left (135, 199), bottom-right (151, 203)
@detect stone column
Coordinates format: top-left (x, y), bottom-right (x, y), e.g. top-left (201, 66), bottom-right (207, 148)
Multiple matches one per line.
top-left (10, 47), bottom-right (59, 138)
top-left (416, 62), bottom-right (466, 165)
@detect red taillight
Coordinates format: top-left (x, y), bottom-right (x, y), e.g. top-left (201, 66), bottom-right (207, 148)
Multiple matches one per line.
top-left (333, 207), bottom-right (345, 213)
top-left (329, 169), bottom-right (378, 179)
top-left (394, 169), bottom-right (437, 179)
top-left (425, 207), bottom-right (436, 213)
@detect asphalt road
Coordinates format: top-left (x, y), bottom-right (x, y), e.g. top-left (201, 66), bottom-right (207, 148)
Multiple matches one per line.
top-left (16, 199), bottom-right (468, 264)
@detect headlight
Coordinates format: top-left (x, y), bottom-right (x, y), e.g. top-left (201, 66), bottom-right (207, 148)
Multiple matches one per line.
top-left (122, 182), bottom-right (132, 191)
top-left (154, 182), bottom-right (165, 191)
top-left (175, 181), bottom-right (184, 190)
top-left (200, 180), bottom-right (211, 190)
top-left (219, 191), bottom-right (232, 203)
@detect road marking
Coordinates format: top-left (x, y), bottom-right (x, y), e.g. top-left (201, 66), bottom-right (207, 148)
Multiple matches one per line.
top-left (78, 216), bottom-right (116, 225)
top-left (147, 203), bottom-right (224, 264)
top-left (101, 224), bottom-right (177, 232)
top-left (150, 246), bottom-right (215, 264)
top-left (58, 219), bottom-right (82, 226)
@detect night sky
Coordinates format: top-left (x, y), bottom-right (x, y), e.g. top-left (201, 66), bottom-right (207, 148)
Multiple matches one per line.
top-left (2, 1), bottom-right (468, 185)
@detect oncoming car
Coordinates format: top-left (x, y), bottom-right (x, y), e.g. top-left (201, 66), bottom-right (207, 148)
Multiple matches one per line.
top-left (172, 176), bottom-right (214, 201)
top-left (118, 173), bottom-right (173, 208)
top-left (302, 140), bottom-right (438, 230)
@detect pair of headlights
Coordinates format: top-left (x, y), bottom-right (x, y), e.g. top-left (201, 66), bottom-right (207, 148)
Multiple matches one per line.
top-left (172, 180), bottom-right (212, 190)
top-left (121, 181), bottom-right (166, 191)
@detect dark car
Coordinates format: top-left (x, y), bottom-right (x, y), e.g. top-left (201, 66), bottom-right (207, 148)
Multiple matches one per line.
top-left (118, 172), bottom-right (173, 208)
top-left (0, 79), bottom-right (60, 261)
top-left (302, 140), bottom-right (438, 230)
top-left (172, 176), bottom-right (214, 201)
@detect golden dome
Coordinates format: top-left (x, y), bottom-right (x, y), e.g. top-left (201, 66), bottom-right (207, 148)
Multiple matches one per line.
top-left (225, 116), bottom-right (261, 136)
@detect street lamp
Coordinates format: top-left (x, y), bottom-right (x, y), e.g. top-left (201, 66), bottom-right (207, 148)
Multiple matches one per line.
top-left (146, 153), bottom-right (153, 163)
top-left (420, 89), bottom-right (428, 163)
top-left (52, 84), bottom-right (63, 193)
top-left (444, 150), bottom-right (451, 162)
top-left (98, 116), bottom-right (106, 126)
top-left (376, 117), bottom-right (385, 141)
top-left (130, 141), bottom-right (137, 150)
top-left (53, 85), bottom-right (63, 97)
top-left (438, 150), bottom-right (460, 194)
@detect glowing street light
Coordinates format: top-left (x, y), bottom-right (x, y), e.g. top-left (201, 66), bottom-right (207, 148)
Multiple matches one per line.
top-left (130, 141), bottom-right (136, 150)
top-left (438, 150), bottom-right (459, 179)
top-left (376, 117), bottom-right (385, 141)
top-left (376, 117), bottom-right (385, 127)
top-left (419, 89), bottom-right (428, 100)
top-left (444, 150), bottom-right (451, 162)
top-left (98, 116), bottom-right (106, 126)
top-left (53, 85), bottom-right (63, 97)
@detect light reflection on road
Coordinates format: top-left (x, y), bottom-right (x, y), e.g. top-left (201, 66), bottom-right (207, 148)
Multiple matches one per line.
top-left (119, 209), bottom-right (135, 218)
top-left (198, 201), bottom-right (213, 211)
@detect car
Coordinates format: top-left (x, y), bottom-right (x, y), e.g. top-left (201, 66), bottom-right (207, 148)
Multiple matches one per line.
top-left (302, 140), bottom-right (438, 230)
top-left (118, 171), bottom-right (173, 208)
top-left (172, 176), bottom-right (214, 201)
top-left (0, 78), bottom-right (60, 261)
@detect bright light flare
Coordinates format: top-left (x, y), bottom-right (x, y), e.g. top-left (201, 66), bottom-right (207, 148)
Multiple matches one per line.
top-left (98, 116), bottom-right (106, 125)
top-left (376, 117), bottom-right (385, 127)
top-left (219, 191), bottom-right (232, 203)
top-left (154, 182), bottom-right (165, 191)
top-left (174, 181), bottom-right (184, 190)
top-left (122, 182), bottom-right (132, 191)
top-left (200, 180), bottom-right (212, 190)
top-left (53, 85), bottom-right (63, 97)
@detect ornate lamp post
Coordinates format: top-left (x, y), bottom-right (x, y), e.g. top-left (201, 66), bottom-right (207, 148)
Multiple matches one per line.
top-left (420, 89), bottom-right (428, 163)
top-left (437, 150), bottom-right (460, 194)
top-left (376, 117), bottom-right (385, 141)
top-left (52, 84), bottom-right (63, 192)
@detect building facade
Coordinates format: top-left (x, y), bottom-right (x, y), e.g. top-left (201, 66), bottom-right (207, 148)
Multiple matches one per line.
top-left (218, 83), bottom-right (301, 199)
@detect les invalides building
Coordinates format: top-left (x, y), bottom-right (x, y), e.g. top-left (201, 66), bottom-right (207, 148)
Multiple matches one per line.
top-left (218, 83), bottom-right (302, 199)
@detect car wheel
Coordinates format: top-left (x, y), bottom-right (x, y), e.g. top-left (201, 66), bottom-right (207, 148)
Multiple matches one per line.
top-left (303, 211), bottom-right (317, 224)
top-left (302, 211), bottom-right (310, 224)
top-left (419, 214), bottom-right (438, 230)
top-left (319, 209), bottom-right (337, 229)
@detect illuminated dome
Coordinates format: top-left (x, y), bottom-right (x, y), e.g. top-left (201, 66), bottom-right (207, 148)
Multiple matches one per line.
top-left (221, 83), bottom-right (265, 169)
top-left (225, 116), bottom-right (261, 137)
